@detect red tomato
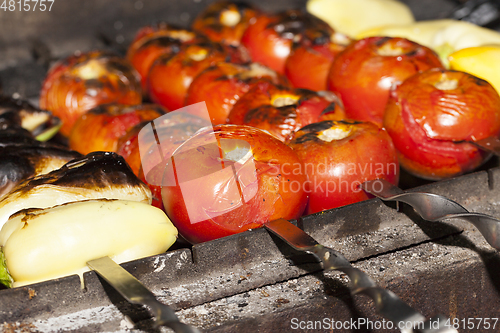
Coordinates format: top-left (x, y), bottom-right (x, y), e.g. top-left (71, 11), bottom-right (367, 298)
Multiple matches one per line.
top-left (288, 120), bottom-right (399, 214)
top-left (241, 9), bottom-right (334, 74)
top-left (68, 103), bottom-right (166, 155)
top-left (39, 51), bottom-right (142, 137)
top-left (285, 32), bottom-right (352, 91)
top-left (192, 0), bottom-right (262, 46)
top-left (327, 37), bottom-right (444, 126)
top-left (160, 124), bottom-right (309, 244)
top-left (116, 121), bottom-right (148, 176)
top-left (126, 23), bottom-right (201, 93)
top-left (384, 68), bottom-right (500, 180)
top-left (136, 111), bottom-right (211, 209)
top-left (147, 41), bottom-right (250, 111)
top-left (227, 81), bottom-right (346, 142)
top-left (185, 62), bottom-right (290, 125)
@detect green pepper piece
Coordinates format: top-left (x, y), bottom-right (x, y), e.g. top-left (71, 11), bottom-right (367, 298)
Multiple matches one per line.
top-left (0, 247), bottom-right (13, 288)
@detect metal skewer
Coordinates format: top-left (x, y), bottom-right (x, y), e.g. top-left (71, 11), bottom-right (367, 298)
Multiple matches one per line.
top-left (265, 219), bottom-right (457, 333)
top-left (87, 256), bottom-right (201, 333)
top-left (361, 179), bottom-right (500, 251)
top-left (450, 0), bottom-right (500, 27)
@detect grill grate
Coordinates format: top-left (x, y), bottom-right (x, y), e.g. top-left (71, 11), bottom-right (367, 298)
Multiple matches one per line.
top-left (1, 0), bottom-right (500, 331)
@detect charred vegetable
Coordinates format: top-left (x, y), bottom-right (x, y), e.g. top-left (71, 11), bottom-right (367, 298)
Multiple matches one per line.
top-left (0, 144), bottom-right (82, 199)
top-left (0, 151), bottom-right (152, 230)
top-left (0, 95), bottom-right (62, 141)
top-left (39, 50), bottom-right (142, 137)
top-left (0, 96), bottom-right (81, 198)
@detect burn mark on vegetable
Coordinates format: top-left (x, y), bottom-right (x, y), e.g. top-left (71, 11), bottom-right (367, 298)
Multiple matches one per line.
top-left (0, 141), bottom-right (81, 199)
top-left (320, 103), bottom-right (338, 116)
top-left (297, 120), bottom-right (334, 134)
top-left (404, 49), bottom-right (418, 57)
top-left (269, 10), bottom-right (332, 43)
top-left (244, 105), bottom-right (297, 125)
top-left (194, 0), bottom-right (259, 33)
top-left (0, 95), bottom-right (57, 137)
top-left (140, 36), bottom-right (184, 51)
top-left (106, 58), bottom-right (135, 77)
top-left (471, 75), bottom-right (489, 86)
top-left (0, 154), bottom-right (35, 198)
top-left (14, 151), bottom-right (144, 193)
top-left (0, 127), bottom-right (35, 146)
top-left (292, 120), bottom-right (362, 144)
top-left (9, 207), bottom-right (48, 224)
top-left (310, 33), bottom-right (330, 46)
top-left (84, 79), bottom-right (104, 91)
top-left (307, 120), bottom-right (362, 132)
top-left (295, 88), bottom-right (317, 105)
top-left (374, 36), bottom-right (392, 47)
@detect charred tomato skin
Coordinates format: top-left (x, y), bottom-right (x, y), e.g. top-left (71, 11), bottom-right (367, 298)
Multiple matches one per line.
top-left (288, 120), bottom-right (399, 214)
top-left (68, 103), bottom-right (166, 155)
top-left (185, 62), bottom-right (290, 125)
top-left (147, 41), bottom-right (239, 111)
top-left (383, 68), bottom-right (500, 180)
top-left (39, 50), bottom-right (142, 137)
top-left (192, 0), bottom-right (262, 46)
top-left (126, 23), bottom-right (201, 94)
top-left (241, 9), bottom-right (334, 74)
top-left (327, 37), bottom-right (444, 126)
top-left (160, 124), bottom-right (309, 244)
top-left (227, 81), bottom-right (346, 142)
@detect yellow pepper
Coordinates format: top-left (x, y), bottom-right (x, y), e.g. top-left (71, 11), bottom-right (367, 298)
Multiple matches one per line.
top-left (357, 19), bottom-right (500, 66)
top-left (306, 0), bottom-right (415, 38)
top-left (448, 45), bottom-right (500, 95)
top-left (0, 199), bottom-right (178, 288)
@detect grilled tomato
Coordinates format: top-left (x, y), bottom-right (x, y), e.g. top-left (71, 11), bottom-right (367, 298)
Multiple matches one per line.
top-left (160, 124), bottom-right (309, 243)
top-left (288, 120), bottom-right (399, 214)
top-left (383, 68), bottom-right (500, 180)
top-left (227, 81), bottom-right (345, 142)
top-left (327, 37), bottom-right (444, 126)
top-left (39, 50), bottom-right (142, 137)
